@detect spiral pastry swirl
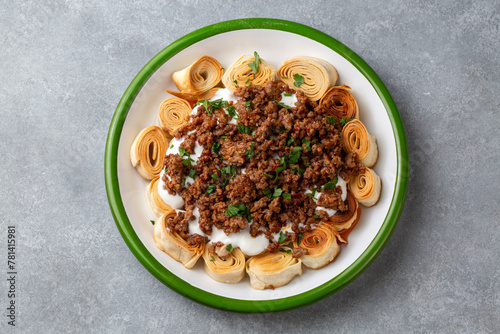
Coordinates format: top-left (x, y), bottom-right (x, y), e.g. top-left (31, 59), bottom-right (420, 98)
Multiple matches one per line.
top-left (320, 85), bottom-right (359, 121)
top-left (153, 210), bottom-right (205, 269)
top-left (348, 167), bottom-right (382, 207)
top-left (277, 56), bottom-right (338, 101)
top-left (202, 247), bottom-right (246, 284)
top-left (293, 224), bottom-right (341, 269)
top-left (340, 119), bottom-right (378, 167)
top-left (130, 125), bottom-right (168, 180)
top-left (221, 53), bottom-right (276, 92)
top-left (246, 248), bottom-right (302, 290)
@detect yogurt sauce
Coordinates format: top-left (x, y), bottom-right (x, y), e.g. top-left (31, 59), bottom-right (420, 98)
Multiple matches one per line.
top-left (280, 92), bottom-right (297, 108)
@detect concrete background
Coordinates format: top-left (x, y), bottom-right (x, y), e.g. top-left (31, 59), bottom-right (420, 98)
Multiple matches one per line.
top-left (1, 0), bottom-right (499, 333)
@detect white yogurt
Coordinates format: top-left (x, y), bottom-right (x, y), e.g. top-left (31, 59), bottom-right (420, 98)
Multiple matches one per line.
top-left (209, 226), bottom-right (269, 256)
top-left (280, 92), bottom-right (297, 108)
top-left (188, 208), bottom-right (206, 237)
top-left (304, 175), bottom-right (348, 217)
top-left (157, 171), bottom-right (184, 210)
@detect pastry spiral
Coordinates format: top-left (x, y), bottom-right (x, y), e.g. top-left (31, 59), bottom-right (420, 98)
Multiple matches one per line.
top-left (320, 85), bottom-right (359, 120)
top-left (340, 119), bottom-right (378, 167)
top-left (277, 56), bottom-right (338, 101)
top-left (293, 224), bottom-right (341, 269)
top-left (166, 87), bottom-right (220, 102)
top-left (158, 98), bottom-right (192, 135)
top-left (147, 176), bottom-right (172, 217)
top-left (221, 53), bottom-right (276, 92)
top-left (169, 55), bottom-right (222, 95)
top-left (349, 167), bottom-right (382, 207)
top-left (153, 210), bottom-right (205, 269)
top-left (130, 125), bottom-right (168, 180)
top-left (202, 247), bottom-right (246, 284)
top-left (246, 248), bottom-right (302, 290)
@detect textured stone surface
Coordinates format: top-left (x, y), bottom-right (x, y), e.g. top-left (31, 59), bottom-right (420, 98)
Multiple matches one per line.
top-left (1, 0), bottom-right (499, 333)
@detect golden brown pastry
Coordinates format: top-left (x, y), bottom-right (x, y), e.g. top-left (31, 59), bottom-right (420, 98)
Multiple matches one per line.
top-left (349, 167), bottom-right (382, 207)
top-left (340, 119), bottom-right (378, 167)
top-left (202, 246), bottom-right (246, 283)
top-left (320, 85), bottom-right (359, 120)
top-left (130, 125), bottom-right (168, 180)
top-left (277, 56), bottom-right (338, 101)
top-left (221, 53), bottom-right (276, 92)
top-left (294, 224), bottom-right (342, 269)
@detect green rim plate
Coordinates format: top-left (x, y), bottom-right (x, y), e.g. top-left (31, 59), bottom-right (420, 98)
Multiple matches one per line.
top-left (104, 18), bottom-right (408, 313)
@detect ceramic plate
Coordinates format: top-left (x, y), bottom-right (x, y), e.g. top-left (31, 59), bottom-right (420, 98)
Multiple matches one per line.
top-left (105, 18), bottom-right (408, 313)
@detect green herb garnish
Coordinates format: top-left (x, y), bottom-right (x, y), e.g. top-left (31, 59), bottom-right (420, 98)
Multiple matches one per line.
top-left (221, 165), bottom-right (237, 178)
top-left (282, 193), bottom-right (292, 200)
top-left (283, 93), bottom-right (292, 97)
top-left (206, 184), bottom-right (216, 194)
top-left (286, 137), bottom-right (295, 146)
top-left (322, 176), bottom-right (338, 191)
top-left (225, 204), bottom-right (250, 219)
top-left (262, 173), bottom-right (273, 178)
top-left (313, 215), bottom-right (319, 219)
top-left (181, 178), bottom-right (186, 187)
top-left (340, 118), bottom-right (355, 126)
top-left (307, 187), bottom-right (317, 200)
top-left (248, 51), bottom-right (261, 74)
top-left (280, 249), bottom-right (292, 253)
top-left (245, 142), bottom-right (256, 159)
top-left (226, 105), bottom-right (238, 119)
top-left (238, 124), bottom-right (252, 135)
top-left (212, 142), bottom-right (221, 154)
top-left (226, 244), bottom-right (234, 252)
top-left (150, 220), bottom-right (155, 225)
top-left (245, 100), bottom-right (252, 107)
top-left (277, 101), bottom-right (291, 109)
top-left (210, 256), bottom-right (215, 261)
top-left (278, 231), bottom-right (287, 244)
top-left (293, 74), bottom-right (305, 88)
top-left (188, 169), bottom-right (196, 178)
top-left (326, 116), bottom-right (336, 125)
top-left (302, 139), bottom-right (312, 152)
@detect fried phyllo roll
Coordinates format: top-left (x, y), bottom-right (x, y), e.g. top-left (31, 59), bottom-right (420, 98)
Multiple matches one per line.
top-left (221, 52), bottom-right (276, 92)
top-left (293, 224), bottom-right (342, 269)
top-left (340, 119), bottom-right (378, 167)
top-left (166, 55), bottom-right (223, 99)
top-left (154, 210), bottom-right (205, 269)
top-left (246, 248), bottom-right (302, 290)
top-left (278, 56), bottom-right (338, 101)
top-left (202, 246), bottom-right (246, 284)
top-left (130, 125), bottom-right (168, 180)
top-left (349, 167), bottom-right (382, 207)
top-left (320, 85), bottom-right (359, 121)
top-left (158, 98), bottom-right (192, 135)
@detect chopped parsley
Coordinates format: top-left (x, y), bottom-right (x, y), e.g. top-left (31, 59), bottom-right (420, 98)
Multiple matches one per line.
top-left (298, 232), bottom-right (303, 244)
top-left (225, 244), bottom-right (234, 252)
top-left (238, 124), bottom-right (252, 135)
top-left (293, 74), bottom-right (305, 88)
top-left (286, 137), bottom-right (295, 146)
top-left (188, 169), bottom-right (196, 178)
top-left (210, 256), bottom-right (215, 261)
top-left (233, 79), bottom-right (238, 85)
top-left (326, 116), bottom-right (337, 125)
top-left (302, 139), bottom-right (312, 152)
top-left (221, 165), bottom-right (237, 178)
top-left (283, 93), bottom-right (292, 97)
top-left (226, 105), bottom-right (238, 119)
top-left (212, 142), bottom-right (221, 154)
top-left (340, 118), bottom-right (355, 126)
top-left (281, 76), bottom-right (289, 79)
top-left (221, 135), bottom-right (228, 139)
top-left (313, 214), bottom-right (319, 219)
top-left (206, 184), bottom-right (216, 194)
top-left (277, 101), bottom-right (291, 109)
top-left (244, 77), bottom-right (250, 84)
top-left (245, 100), bottom-right (252, 107)
top-left (280, 249), bottom-right (292, 253)
top-left (282, 193), bottom-right (292, 200)
top-left (150, 220), bottom-right (155, 225)
top-left (245, 142), bottom-right (256, 159)
top-left (170, 144), bottom-right (174, 149)
top-left (225, 204), bottom-right (250, 221)
top-left (262, 173), bottom-right (273, 178)
top-left (251, 129), bottom-right (257, 136)
top-left (278, 231), bottom-right (287, 244)
top-left (179, 148), bottom-right (194, 167)
top-left (279, 129), bottom-right (289, 134)
top-left (181, 177), bottom-right (186, 187)
top-left (307, 187), bottom-right (318, 200)
top-left (193, 98), bottom-right (228, 114)
top-left (263, 187), bottom-right (283, 199)
top-left (248, 51), bottom-right (262, 74)
top-left (322, 176), bottom-right (338, 191)
top-left (210, 173), bottom-right (218, 180)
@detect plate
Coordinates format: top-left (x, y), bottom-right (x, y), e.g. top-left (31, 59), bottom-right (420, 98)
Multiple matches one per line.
top-left (105, 18), bottom-right (408, 313)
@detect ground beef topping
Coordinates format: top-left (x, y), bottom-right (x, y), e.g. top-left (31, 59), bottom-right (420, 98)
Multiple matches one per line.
top-left (162, 81), bottom-right (363, 248)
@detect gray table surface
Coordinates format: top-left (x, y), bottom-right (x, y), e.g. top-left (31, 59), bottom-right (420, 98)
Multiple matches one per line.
top-left (1, 0), bottom-right (499, 333)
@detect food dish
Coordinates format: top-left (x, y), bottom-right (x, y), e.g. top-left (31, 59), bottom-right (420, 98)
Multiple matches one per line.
top-left (133, 51), bottom-right (381, 289)
top-left (105, 19), bottom-right (408, 312)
